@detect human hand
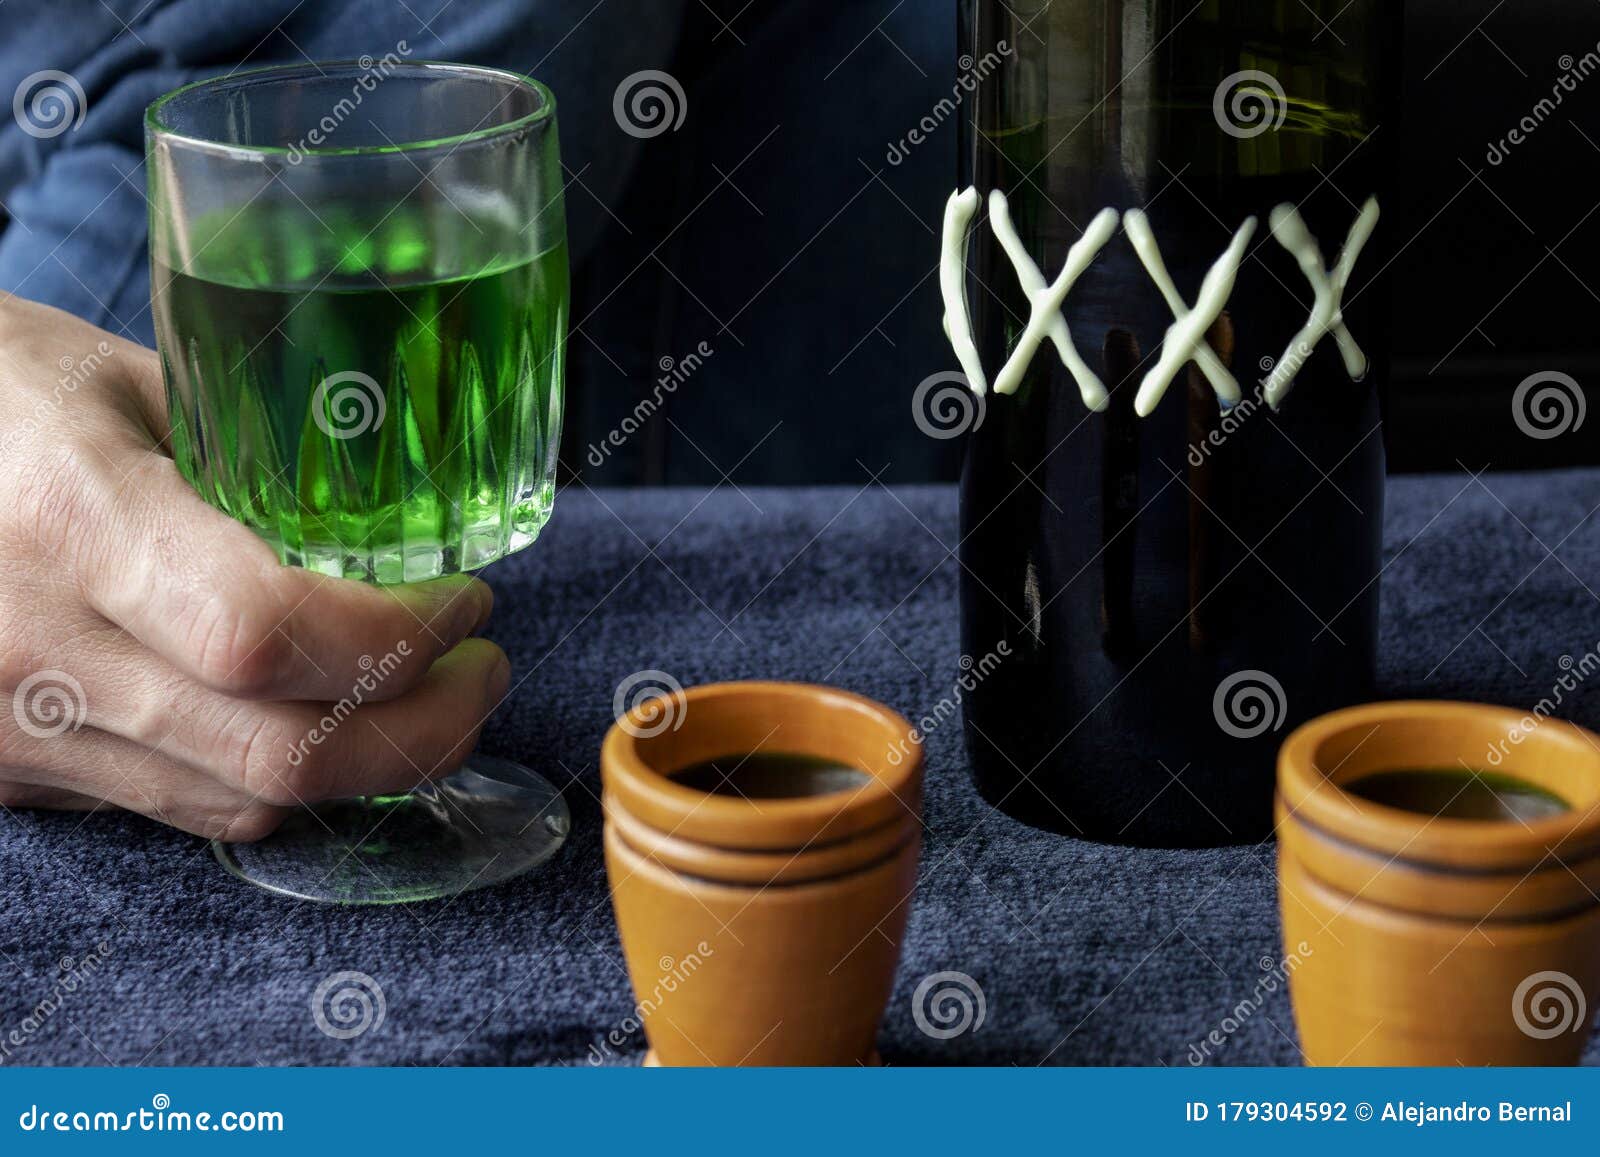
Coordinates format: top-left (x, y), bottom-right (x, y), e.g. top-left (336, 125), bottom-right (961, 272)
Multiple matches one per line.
top-left (0, 297), bottom-right (511, 840)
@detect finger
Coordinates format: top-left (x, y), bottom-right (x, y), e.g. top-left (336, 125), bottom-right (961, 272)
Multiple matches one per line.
top-left (0, 731), bottom-right (287, 842)
top-left (65, 445), bottom-right (493, 700)
top-left (254, 638), bottom-right (512, 804)
top-left (0, 781), bottom-right (108, 812)
top-left (68, 634), bottom-right (511, 806)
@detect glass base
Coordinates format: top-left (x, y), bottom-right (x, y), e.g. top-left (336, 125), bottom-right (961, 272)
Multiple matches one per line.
top-left (212, 755), bottom-right (571, 904)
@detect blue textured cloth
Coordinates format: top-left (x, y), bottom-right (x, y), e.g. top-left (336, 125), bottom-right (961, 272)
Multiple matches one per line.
top-left (3, 473), bottom-right (1599, 1066)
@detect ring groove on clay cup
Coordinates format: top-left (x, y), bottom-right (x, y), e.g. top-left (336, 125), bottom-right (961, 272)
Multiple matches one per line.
top-left (602, 680), bottom-right (924, 858)
top-left (604, 792), bottom-right (919, 887)
top-left (600, 680), bottom-right (925, 1066)
top-left (1277, 700), bottom-right (1600, 1065)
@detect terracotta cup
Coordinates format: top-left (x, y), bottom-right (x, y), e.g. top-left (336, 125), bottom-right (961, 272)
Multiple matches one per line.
top-left (1278, 700), bottom-right (1600, 1065)
top-left (601, 680), bottom-right (923, 1066)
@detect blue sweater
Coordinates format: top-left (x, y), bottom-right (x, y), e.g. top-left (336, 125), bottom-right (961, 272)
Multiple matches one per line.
top-left (0, 0), bottom-right (687, 343)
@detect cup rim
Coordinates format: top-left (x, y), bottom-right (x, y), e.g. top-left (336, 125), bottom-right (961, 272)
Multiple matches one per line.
top-left (600, 680), bottom-right (923, 852)
top-left (144, 60), bottom-right (555, 161)
top-left (1277, 699), bottom-right (1600, 867)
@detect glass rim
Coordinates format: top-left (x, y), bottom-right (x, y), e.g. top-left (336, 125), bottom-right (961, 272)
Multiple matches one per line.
top-left (144, 60), bottom-right (556, 161)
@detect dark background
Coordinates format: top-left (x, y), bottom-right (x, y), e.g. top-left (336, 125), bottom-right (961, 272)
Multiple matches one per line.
top-left (572, 0), bottom-right (1600, 484)
top-left (0, 1), bottom-right (1595, 483)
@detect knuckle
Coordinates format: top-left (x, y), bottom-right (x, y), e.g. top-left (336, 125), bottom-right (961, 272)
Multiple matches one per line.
top-left (7, 440), bottom-right (103, 554)
top-left (190, 597), bottom-right (294, 697)
top-left (227, 710), bottom-right (308, 806)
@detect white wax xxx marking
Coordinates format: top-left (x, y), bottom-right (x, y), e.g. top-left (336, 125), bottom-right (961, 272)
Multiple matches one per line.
top-left (988, 191), bottom-right (1108, 410)
top-left (1264, 196), bottom-right (1380, 408)
top-left (991, 207), bottom-right (1120, 398)
top-left (939, 187), bottom-right (987, 396)
top-left (1123, 209), bottom-right (1241, 410)
top-left (935, 189), bottom-right (1379, 415)
top-left (1132, 216), bottom-right (1257, 417)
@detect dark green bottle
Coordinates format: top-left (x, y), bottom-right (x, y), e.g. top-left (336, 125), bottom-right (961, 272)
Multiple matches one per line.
top-left (953, 0), bottom-right (1404, 845)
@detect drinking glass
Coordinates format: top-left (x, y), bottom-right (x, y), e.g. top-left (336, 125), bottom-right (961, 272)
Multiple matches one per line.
top-left (146, 62), bottom-right (570, 903)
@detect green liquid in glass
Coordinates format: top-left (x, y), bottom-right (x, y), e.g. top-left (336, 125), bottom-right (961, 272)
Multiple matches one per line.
top-left (154, 204), bottom-right (567, 582)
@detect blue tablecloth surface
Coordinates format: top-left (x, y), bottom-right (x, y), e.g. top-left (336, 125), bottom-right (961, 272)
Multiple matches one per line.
top-left (4, 471), bottom-right (1599, 1066)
